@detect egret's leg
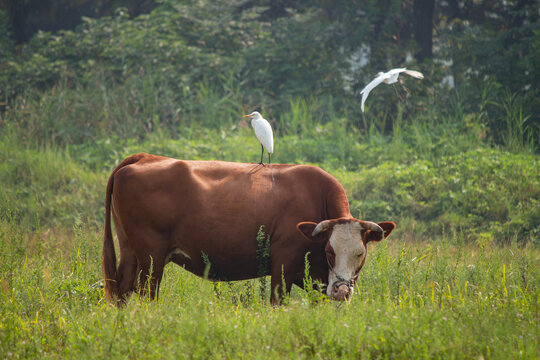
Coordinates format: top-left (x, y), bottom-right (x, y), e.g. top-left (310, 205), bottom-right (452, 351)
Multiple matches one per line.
top-left (392, 84), bottom-right (403, 100)
top-left (259, 144), bottom-right (264, 165)
top-left (268, 153), bottom-right (271, 164)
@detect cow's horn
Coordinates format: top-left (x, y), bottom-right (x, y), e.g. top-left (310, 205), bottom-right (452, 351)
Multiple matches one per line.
top-left (312, 220), bottom-right (332, 236)
top-left (360, 221), bottom-right (383, 233)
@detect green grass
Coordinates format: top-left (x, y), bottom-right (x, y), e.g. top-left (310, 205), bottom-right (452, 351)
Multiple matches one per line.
top-left (0, 223), bottom-right (538, 359)
top-left (0, 132), bottom-right (104, 230)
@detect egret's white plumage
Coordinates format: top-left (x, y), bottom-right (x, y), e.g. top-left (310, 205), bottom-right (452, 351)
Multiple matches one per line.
top-left (360, 68), bottom-right (424, 112)
top-left (243, 111), bottom-right (274, 164)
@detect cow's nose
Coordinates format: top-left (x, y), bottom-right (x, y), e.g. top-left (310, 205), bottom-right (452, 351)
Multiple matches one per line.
top-left (331, 283), bottom-right (350, 301)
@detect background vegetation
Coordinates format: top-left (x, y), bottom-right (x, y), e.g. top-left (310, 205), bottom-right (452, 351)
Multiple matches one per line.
top-left (0, 0), bottom-right (538, 358)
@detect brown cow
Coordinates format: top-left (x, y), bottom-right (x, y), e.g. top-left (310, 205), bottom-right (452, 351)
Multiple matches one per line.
top-left (102, 153), bottom-right (395, 304)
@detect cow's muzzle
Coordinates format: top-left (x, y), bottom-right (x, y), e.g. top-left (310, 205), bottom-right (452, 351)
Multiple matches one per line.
top-left (329, 276), bottom-right (354, 301)
top-left (331, 282), bottom-right (351, 301)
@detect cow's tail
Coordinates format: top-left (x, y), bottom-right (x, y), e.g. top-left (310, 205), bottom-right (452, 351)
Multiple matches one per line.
top-left (102, 168), bottom-right (119, 302)
top-left (102, 154), bottom-right (146, 303)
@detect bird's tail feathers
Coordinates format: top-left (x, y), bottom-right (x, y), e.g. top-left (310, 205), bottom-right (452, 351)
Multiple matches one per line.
top-left (403, 70), bottom-right (424, 79)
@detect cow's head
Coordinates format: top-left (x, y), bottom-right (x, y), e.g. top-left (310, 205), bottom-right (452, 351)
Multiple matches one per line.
top-left (297, 217), bottom-right (395, 301)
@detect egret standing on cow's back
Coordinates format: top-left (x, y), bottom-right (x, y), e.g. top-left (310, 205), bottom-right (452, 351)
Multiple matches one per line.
top-left (243, 111), bottom-right (274, 165)
top-left (360, 68), bottom-right (424, 112)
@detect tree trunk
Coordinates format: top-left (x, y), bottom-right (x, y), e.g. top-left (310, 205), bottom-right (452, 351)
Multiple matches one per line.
top-left (5, 0), bottom-right (28, 45)
top-left (413, 0), bottom-right (435, 62)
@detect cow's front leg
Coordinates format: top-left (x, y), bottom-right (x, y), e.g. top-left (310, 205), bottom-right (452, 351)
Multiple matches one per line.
top-left (269, 257), bottom-right (299, 305)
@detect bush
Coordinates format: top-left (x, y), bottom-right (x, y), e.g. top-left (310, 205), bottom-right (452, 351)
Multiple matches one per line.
top-left (344, 148), bottom-right (539, 243)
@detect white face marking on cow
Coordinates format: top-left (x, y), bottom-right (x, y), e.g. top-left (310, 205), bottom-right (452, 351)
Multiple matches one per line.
top-left (326, 222), bottom-right (366, 297)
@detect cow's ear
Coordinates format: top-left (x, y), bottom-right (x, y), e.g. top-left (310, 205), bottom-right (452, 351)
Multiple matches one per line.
top-left (365, 221), bottom-right (396, 243)
top-left (297, 222), bottom-right (328, 242)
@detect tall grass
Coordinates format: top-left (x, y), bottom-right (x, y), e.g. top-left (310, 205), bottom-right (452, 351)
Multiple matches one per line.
top-left (3, 70), bottom-right (536, 158)
top-left (0, 221), bottom-right (537, 359)
top-left (498, 90), bottom-right (537, 153)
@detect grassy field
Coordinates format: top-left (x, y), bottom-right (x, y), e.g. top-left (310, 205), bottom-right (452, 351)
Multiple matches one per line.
top-left (0, 222), bottom-right (538, 359)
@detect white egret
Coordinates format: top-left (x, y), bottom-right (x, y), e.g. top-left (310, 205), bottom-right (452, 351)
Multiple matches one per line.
top-left (360, 68), bottom-right (424, 112)
top-left (243, 111), bottom-right (274, 165)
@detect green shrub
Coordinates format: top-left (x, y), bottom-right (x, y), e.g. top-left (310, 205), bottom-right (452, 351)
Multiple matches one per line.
top-left (344, 148), bottom-right (539, 243)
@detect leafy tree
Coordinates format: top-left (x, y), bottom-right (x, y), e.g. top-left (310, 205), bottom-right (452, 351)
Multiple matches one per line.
top-left (413, 0), bottom-right (435, 62)
top-left (436, 0), bottom-right (539, 143)
top-left (0, 0), bottom-right (537, 144)
top-left (0, 0), bottom-right (155, 44)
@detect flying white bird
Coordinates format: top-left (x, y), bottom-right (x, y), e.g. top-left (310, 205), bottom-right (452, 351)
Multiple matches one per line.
top-left (243, 111), bottom-right (274, 165)
top-left (360, 68), bottom-right (424, 112)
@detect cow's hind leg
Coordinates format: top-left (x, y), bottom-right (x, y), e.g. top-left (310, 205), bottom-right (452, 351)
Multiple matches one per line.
top-left (113, 215), bottom-right (139, 304)
top-left (135, 251), bottom-right (167, 301)
top-left (116, 246), bottom-right (138, 302)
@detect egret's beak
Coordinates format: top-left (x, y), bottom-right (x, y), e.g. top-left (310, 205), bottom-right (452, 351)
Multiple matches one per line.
top-left (242, 114), bottom-right (252, 118)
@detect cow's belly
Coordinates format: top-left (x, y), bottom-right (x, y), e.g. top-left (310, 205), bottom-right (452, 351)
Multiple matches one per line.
top-left (168, 253), bottom-right (260, 281)
top-left (167, 240), bottom-right (261, 281)
top-left (167, 217), bottom-right (267, 281)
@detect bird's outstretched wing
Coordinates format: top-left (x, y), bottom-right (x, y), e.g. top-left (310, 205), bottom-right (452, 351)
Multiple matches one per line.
top-left (388, 68), bottom-right (424, 79)
top-left (360, 75), bottom-right (386, 112)
top-left (402, 69), bottom-right (424, 79)
top-left (387, 68), bottom-right (407, 75)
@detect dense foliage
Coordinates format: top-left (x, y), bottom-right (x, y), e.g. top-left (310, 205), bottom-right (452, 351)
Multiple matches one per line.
top-left (1, 0), bottom-right (538, 143)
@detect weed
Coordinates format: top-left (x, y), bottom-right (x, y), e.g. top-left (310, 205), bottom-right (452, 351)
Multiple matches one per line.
top-left (255, 225), bottom-right (271, 300)
top-left (201, 250), bottom-right (214, 280)
top-left (301, 252), bottom-right (327, 305)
